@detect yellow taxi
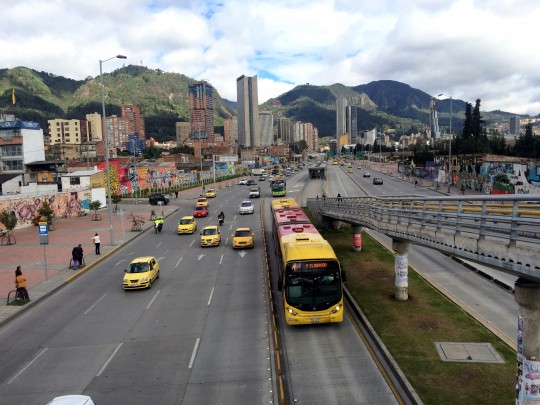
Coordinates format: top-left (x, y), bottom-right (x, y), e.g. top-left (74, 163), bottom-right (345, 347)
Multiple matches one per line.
top-left (205, 188), bottom-right (217, 198)
top-left (123, 256), bottom-right (160, 290)
top-left (200, 225), bottom-right (221, 247)
top-left (196, 196), bottom-right (209, 207)
top-left (348, 168), bottom-right (353, 173)
top-left (231, 227), bottom-right (255, 249)
top-left (177, 215), bottom-right (197, 234)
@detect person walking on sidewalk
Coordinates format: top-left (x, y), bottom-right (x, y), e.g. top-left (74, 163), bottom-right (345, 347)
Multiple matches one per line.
top-left (92, 233), bottom-right (101, 255)
top-left (15, 266), bottom-right (30, 301)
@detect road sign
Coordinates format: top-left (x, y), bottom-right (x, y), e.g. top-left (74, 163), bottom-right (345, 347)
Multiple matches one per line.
top-left (38, 221), bottom-right (49, 245)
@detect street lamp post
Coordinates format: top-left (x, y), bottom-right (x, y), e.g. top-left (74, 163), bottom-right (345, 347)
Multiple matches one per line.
top-left (437, 93), bottom-right (453, 186)
top-left (100, 54), bottom-right (127, 246)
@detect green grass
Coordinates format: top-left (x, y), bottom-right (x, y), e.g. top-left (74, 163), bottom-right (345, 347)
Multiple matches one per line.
top-left (321, 226), bottom-right (516, 405)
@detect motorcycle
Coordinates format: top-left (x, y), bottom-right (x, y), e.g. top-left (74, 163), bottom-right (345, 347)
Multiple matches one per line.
top-left (218, 217), bottom-right (224, 226)
top-left (155, 222), bottom-right (163, 233)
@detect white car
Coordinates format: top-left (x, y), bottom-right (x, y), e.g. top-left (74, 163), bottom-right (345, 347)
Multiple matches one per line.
top-left (238, 179), bottom-right (248, 185)
top-left (238, 200), bottom-right (255, 214)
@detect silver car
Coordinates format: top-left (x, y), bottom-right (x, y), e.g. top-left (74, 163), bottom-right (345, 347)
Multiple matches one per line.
top-left (238, 200), bottom-right (254, 214)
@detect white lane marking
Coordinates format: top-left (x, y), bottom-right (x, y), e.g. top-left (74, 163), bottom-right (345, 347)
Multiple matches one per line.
top-left (336, 173), bottom-right (349, 197)
top-left (156, 242), bottom-right (162, 248)
top-left (157, 256), bottom-right (166, 261)
top-left (175, 257), bottom-right (183, 268)
top-left (226, 237), bottom-right (230, 245)
top-left (198, 254), bottom-right (204, 261)
top-left (96, 343), bottom-right (123, 377)
top-left (219, 254), bottom-right (224, 265)
top-left (207, 287), bottom-right (215, 306)
top-left (115, 259), bottom-right (126, 266)
top-left (239, 251), bottom-right (247, 258)
top-left (8, 348), bottom-right (48, 384)
top-left (128, 251), bottom-right (135, 255)
top-left (84, 293), bottom-right (108, 315)
top-left (146, 290), bottom-right (160, 310)
top-left (190, 240), bottom-right (195, 247)
top-left (188, 338), bottom-right (201, 369)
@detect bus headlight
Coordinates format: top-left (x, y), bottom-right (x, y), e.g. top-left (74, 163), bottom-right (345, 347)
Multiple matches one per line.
top-left (330, 305), bottom-right (341, 314)
top-left (287, 308), bottom-right (298, 316)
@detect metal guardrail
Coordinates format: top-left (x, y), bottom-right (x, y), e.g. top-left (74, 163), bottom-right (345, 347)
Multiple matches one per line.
top-left (307, 194), bottom-right (540, 283)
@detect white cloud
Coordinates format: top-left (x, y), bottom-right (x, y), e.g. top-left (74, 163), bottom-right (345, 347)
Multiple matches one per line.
top-left (2, 0), bottom-right (540, 115)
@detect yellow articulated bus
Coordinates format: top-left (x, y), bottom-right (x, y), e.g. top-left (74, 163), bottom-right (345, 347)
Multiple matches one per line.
top-left (272, 199), bottom-right (346, 325)
top-left (270, 197), bottom-right (299, 212)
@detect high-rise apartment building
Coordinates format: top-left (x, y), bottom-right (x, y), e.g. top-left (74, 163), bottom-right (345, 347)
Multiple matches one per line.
top-left (189, 81), bottom-right (214, 142)
top-left (346, 106), bottom-right (358, 145)
top-left (105, 115), bottom-right (127, 155)
top-left (509, 116), bottom-right (520, 136)
top-left (259, 111), bottom-right (273, 146)
top-left (86, 113), bottom-right (103, 141)
top-left (336, 98), bottom-right (347, 152)
top-left (236, 75), bottom-right (260, 147)
top-left (48, 119), bottom-right (90, 145)
top-left (175, 121), bottom-right (191, 145)
top-left (277, 117), bottom-right (292, 144)
top-left (121, 104), bottom-right (145, 140)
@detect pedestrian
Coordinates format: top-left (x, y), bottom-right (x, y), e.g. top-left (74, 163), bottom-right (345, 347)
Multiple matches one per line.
top-left (92, 233), bottom-right (101, 255)
top-left (414, 179), bottom-right (418, 187)
top-left (460, 183), bottom-right (466, 195)
top-left (15, 266), bottom-right (30, 300)
top-left (337, 193), bottom-right (342, 202)
top-left (72, 246), bottom-right (79, 270)
top-left (175, 190), bottom-right (178, 199)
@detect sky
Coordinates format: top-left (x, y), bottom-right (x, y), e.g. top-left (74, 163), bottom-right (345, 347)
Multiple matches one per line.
top-left (2, 0), bottom-right (540, 115)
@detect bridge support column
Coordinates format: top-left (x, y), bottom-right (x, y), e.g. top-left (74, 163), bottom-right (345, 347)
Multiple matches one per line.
top-left (515, 278), bottom-right (540, 403)
top-left (392, 239), bottom-right (410, 301)
top-left (352, 226), bottom-right (362, 251)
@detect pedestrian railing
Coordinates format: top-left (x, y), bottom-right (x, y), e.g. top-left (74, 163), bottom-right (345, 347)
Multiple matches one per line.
top-left (307, 194), bottom-right (540, 282)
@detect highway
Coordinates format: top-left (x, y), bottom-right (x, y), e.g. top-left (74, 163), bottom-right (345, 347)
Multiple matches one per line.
top-left (0, 184), bottom-right (273, 404)
top-left (0, 164), bottom-right (517, 404)
top-left (325, 164), bottom-right (517, 347)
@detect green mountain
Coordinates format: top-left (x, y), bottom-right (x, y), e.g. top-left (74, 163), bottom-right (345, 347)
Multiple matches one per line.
top-left (1, 67), bottom-right (525, 143)
top-left (0, 65), bottom-right (235, 141)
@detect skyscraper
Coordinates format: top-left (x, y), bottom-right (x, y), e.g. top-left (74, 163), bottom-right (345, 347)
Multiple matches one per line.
top-left (188, 81), bottom-right (214, 142)
top-left (259, 111), bottom-right (273, 146)
top-left (237, 75), bottom-right (260, 147)
top-left (336, 98), bottom-right (347, 152)
top-left (277, 117), bottom-right (292, 144)
top-left (121, 104), bottom-right (145, 140)
top-left (346, 105), bottom-right (358, 145)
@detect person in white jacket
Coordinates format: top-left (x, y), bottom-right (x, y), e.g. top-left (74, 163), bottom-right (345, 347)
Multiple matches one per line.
top-left (91, 233), bottom-right (101, 255)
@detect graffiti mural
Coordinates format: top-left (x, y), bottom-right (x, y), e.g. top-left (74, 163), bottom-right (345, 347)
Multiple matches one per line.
top-left (0, 190), bottom-right (92, 230)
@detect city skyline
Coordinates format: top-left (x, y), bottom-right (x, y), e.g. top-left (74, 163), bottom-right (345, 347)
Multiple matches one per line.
top-left (2, 1), bottom-right (540, 115)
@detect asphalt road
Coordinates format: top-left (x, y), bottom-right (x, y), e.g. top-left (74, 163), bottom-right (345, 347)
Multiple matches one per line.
top-left (268, 170), bottom-right (399, 405)
top-left (327, 164), bottom-right (517, 346)
top-left (0, 183), bottom-right (273, 404)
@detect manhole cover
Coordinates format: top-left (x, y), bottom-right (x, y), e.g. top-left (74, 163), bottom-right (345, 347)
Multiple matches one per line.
top-left (435, 342), bottom-right (504, 363)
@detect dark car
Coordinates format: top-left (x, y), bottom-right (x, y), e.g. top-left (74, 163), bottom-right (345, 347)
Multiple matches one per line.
top-left (246, 179), bottom-right (257, 186)
top-left (363, 172), bottom-right (371, 178)
top-left (149, 194), bottom-right (170, 205)
top-left (373, 178), bottom-right (383, 185)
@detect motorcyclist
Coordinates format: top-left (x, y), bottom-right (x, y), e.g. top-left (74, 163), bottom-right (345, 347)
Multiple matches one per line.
top-left (218, 211), bottom-right (225, 226)
top-left (154, 216), bottom-right (164, 233)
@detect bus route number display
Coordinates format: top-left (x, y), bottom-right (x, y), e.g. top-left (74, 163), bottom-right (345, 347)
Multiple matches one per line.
top-left (291, 262), bottom-right (328, 272)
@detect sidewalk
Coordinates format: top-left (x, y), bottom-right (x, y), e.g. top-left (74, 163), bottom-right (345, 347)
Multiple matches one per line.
top-left (0, 185), bottom-right (206, 327)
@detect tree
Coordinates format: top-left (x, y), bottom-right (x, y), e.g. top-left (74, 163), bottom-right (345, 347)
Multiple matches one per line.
top-left (471, 99), bottom-right (484, 139)
top-left (0, 209), bottom-right (18, 245)
top-left (112, 195), bottom-right (122, 212)
top-left (514, 123), bottom-right (537, 158)
top-left (142, 146), bottom-right (162, 159)
top-left (462, 102), bottom-right (473, 139)
top-left (37, 200), bottom-right (54, 224)
top-left (89, 200), bottom-right (102, 221)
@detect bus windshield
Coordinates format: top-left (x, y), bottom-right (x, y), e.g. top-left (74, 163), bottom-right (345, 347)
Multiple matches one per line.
top-left (284, 261), bottom-right (342, 306)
